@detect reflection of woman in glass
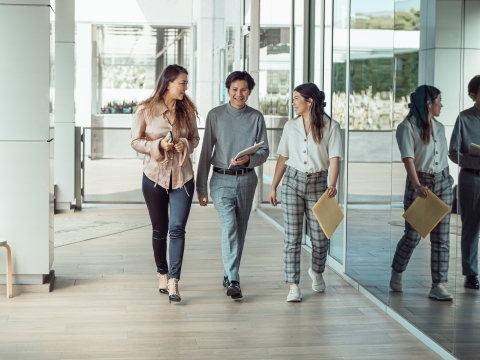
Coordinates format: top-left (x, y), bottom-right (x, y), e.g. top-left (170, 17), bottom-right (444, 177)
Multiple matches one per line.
top-left (131, 65), bottom-right (200, 303)
top-left (449, 75), bottom-right (480, 290)
top-left (391, 85), bottom-right (454, 301)
top-left (269, 83), bottom-right (343, 302)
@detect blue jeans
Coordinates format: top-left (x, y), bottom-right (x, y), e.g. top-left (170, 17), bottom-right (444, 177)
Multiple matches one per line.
top-left (142, 173), bottom-right (194, 280)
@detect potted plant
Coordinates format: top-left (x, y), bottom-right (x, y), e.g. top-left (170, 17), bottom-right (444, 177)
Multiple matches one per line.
top-left (122, 100), bottom-right (132, 114)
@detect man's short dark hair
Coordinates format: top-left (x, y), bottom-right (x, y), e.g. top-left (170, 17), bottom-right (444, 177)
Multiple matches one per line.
top-left (468, 75), bottom-right (480, 98)
top-left (225, 71), bottom-right (255, 92)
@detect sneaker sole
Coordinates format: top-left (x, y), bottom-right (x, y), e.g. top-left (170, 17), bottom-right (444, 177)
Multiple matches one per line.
top-left (389, 282), bottom-right (402, 292)
top-left (287, 296), bottom-right (302, 302)
top-left (226, 287), bottom-right (242, 298)
top-left (428, 294), bottom-right (453, 301)
top-left (308, 269), bottom-right (325, 292)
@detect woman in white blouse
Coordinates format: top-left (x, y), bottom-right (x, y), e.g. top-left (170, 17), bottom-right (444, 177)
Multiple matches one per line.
top-left (391, 85), bottom-right (454, 301)
top-left (269, 83), bottom-right (343, 302)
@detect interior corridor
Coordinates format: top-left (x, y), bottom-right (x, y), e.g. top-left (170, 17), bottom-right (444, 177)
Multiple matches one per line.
top-left (0, 205), bottom-right (440, 359)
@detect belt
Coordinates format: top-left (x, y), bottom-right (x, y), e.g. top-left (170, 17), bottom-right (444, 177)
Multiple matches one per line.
top-left (462, 168), bottom-right (480, 176)
top-left (213, 167), bottom-right (254, 176)
top-left (287, 166), bottom-right (327, 178)
top-left (416, 169), bottom-right (448, 178)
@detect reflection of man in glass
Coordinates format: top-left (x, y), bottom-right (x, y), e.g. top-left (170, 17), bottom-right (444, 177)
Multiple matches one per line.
top-left (449, 75), bottom-right (480, 290)
top-left (196, 71), bottom-right (269, 300)
top-left (391, 85), bottom-right (454, 301)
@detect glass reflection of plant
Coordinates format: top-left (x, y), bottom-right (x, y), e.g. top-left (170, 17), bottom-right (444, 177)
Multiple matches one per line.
top-left (349, 58), bottom-right (394, 130)
top-left (259, 27), bottom-right (291, 116)
top-left (104, 65), bottom-right (148, 89)
top-left (351, 9), bottom-right (419, 30)
top-left (260, 70), bottom-right (290, 116)
top-left (394, 9), bottom-right (420, 30)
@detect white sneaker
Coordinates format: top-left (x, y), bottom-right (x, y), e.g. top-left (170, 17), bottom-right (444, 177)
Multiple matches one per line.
top-left (428, 283), bottom-right (453, 301)
top-left (308, 268), bottom-right (325, 292)
top-left (287, 285), bottom-right (302, 302)
top-left (390, 269), bottom-right (403, 292)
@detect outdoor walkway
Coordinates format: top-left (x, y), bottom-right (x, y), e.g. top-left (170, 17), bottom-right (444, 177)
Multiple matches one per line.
top-left (0, 205), bottom-right (440, 359)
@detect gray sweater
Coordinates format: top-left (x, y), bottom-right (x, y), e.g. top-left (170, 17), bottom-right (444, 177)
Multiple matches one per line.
top-left (196, 102), bottom-right (269, 196)
top-left (449, 105), bottom-right (480, 169)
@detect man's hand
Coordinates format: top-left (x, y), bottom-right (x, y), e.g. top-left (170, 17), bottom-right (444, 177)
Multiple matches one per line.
top-left (198, 195), bottom-right (209, 206)
top-left (230, 155), bottom-right (249, 167)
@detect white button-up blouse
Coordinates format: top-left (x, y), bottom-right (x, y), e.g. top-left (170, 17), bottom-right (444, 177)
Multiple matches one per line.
top-left (396, 117), bottom-right (449, 174)
top-left (277, 117), bottom-right (343, 173)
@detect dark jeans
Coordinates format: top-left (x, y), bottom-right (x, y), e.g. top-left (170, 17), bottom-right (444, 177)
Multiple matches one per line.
top-left (459, 169), bottom-right (480, 276)
top-left (142, 173), bottom-right (194, 280)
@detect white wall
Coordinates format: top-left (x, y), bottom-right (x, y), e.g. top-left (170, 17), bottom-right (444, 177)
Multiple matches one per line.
top-left (419, 0), bottom-right (480, 184)
top-left (75, 0), bottom-right (193, 25)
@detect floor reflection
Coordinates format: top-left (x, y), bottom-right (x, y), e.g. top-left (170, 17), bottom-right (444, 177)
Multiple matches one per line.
top-left (346, 207), bottom-right (463, 353)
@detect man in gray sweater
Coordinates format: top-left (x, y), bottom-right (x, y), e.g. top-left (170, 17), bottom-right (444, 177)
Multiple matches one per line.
top-left (449, 75), bottom-right (480, 290)
top-left (196, 71), bottom-right (269, 299)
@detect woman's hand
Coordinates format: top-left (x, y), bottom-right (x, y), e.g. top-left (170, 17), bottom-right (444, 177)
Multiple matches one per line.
top-left (327, 185), bottom-right (337, 198)
top-left (160, 137), bottom-right (174, 152)
top-left (414, 185), bottom-right (428, 198)
top-left (230, 155), bottom-right (249, 167)
top-left (269, 187), bottom-right (277, 207)
top-left (198, 195), bottom-right (209, 206)
top-left (174, 140), bottom-right (185, 153)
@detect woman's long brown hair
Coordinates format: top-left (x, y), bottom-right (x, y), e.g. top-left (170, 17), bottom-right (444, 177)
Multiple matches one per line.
top-left (294, 83), bottom-right (331, 144)
top-left (138, 64), bottom-right (198, 138)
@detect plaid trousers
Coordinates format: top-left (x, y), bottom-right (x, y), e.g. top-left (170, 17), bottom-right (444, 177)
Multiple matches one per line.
top-left (282, 166), bottom-right (329, 284)
top-left (392, 169), bottom-right (454, 283)
top-left (209, 170), bottom-right (257, 283)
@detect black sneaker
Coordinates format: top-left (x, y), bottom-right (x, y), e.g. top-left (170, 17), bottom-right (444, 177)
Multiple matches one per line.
top-left (222, 276), bottom-right (230, 289)
top-left (465, 275), bottom-right (479, 289)
top-left (226, 281), bottom-right (243, 299)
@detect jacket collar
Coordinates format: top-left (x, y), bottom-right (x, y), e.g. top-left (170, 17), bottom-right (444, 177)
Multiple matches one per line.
top-left (156, 99), bottom-right (169, 117)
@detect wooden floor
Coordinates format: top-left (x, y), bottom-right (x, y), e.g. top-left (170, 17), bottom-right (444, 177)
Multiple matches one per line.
top-left (0, 205), bottom-right (441, 360)
top-left (346, 207), bottom-right (479, 359)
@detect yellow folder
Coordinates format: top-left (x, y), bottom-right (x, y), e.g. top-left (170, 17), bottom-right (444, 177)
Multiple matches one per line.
top-left (402, 188), bottom-right (451, 238)
top-left (311, 191), bottom-right (344, 240)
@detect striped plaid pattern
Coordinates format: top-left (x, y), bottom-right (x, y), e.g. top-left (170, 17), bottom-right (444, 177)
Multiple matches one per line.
top-left (209, 170), bottom-right (258, 283)
top-left (392, 169), bottom-right (454, 283)
top-left (281, 166), bottom-right (329, 284)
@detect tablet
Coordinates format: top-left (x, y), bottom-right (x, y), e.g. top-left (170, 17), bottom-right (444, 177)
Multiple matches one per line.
top-left (233, 141), bottom-right (265, 159)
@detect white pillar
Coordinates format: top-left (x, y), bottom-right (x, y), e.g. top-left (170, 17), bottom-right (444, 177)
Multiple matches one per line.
top-left (248, 0), bottom-right (262, 208)
top-left (55, 0), bottom-right (76, 211)
top-left (248, 0), bottom-right (260, 110)
top-left (193, 0), bottom-right (215, 120)
top-left (462, 1), bottom-right (480, 109)
top-left (75, 24), bottom-right (92, 127)
top-left (0, 0), bottom-right (54, 285)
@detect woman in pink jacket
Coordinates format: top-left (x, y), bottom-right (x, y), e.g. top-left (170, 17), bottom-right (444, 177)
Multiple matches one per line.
top-left (131, 64), bottom-right (200, 303)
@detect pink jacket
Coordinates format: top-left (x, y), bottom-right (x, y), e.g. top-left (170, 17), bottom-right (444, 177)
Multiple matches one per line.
top-left (130, 101), bottom-right (200, 191)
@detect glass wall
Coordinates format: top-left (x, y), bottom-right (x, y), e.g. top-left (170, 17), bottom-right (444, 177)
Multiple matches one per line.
top-left (335, 0), bottom-right (479, 357)
top-left (328, 0), bottom-right (349, 263)
top-left (92, 25), bottom-right (191, 115)
top-left (256, 0), bottom-right (480, 357)
top-left (83, 25), bottom-right (193, 204)
top-left (293, 0), bottom-right (304, 88)
top-left (345, 0), bottom-right (395, 304)
top-left (258, 0), bottom-right (292, 205)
